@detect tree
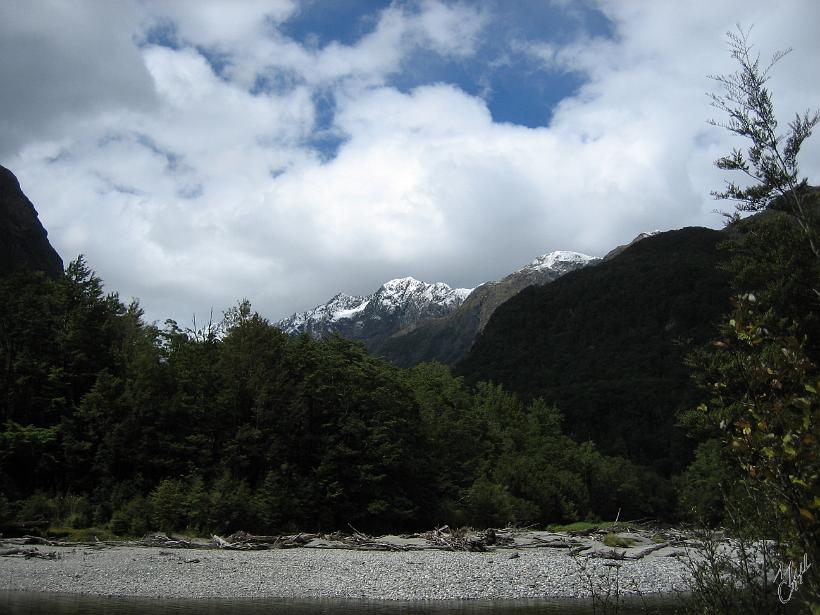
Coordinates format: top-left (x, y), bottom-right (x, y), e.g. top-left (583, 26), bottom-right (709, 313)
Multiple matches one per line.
top-left (688, 27), bottom-right (820, 610)
top-left (708, 26), bottom-right (820, 260)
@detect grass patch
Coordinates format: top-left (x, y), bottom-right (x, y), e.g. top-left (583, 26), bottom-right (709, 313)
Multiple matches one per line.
top-left (602, 533), bottom-right (638, 548)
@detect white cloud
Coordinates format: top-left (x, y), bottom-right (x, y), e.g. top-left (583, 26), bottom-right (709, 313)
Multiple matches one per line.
top-left (3, 0), bottom-right (819, 325)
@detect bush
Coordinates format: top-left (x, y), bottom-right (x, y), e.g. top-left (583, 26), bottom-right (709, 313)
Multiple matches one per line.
top-left (675, 439), bottom-right (732, 525)
top-left (149, 479), bottom-right (187, 531)
top-left (208, 473), bottom-right (256, 534)
top-left (465, 477), bottom-right (538, 528)
top-left (0, 493), bottom-right (11, 527)
top-left (17, 492), bottom-right (57, 526)
top-left (55, 494), bottom-right (92, 528)
top-left (110, 495), bottom-right (151, 536)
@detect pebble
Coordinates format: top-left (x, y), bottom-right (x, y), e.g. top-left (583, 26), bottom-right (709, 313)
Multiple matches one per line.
top-left (0, 545), bottom-right (692, 600)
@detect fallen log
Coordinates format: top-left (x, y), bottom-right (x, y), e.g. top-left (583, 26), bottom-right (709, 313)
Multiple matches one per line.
top-left (0, 546), bottom-right (60, 559)
top-left (0, 547), bottom-right (27, 556)
top-left (21, 535), bottom-right (59, 546)
top-left (585, 549), bottom-right (626, 561)
top-left (626, 542), bottom-right (669, 559)
top-left (140, 533), bottom-right (200, 548)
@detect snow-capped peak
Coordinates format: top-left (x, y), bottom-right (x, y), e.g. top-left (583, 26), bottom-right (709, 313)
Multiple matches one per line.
top-left (278, 276), bottom-right (473, 336)
top-left (521, 250), bottom-right (597, 274)
top-left (377, 277), bottom-right (473, 312)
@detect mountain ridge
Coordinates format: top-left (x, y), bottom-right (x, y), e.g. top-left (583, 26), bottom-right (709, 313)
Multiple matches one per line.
top-left (372, 250), bottom-right (598, 366)
top-left (278, 250), bottom-right (599, 364)
top-left (277, 276), bottom-right (474, 350)
top-left (456, 226), bottom-right (732, 475)
top-left (0, 164), bottom-right (63, 278)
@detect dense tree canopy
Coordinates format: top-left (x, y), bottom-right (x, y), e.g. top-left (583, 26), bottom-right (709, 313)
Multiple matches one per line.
top-left (0, 258), bottom-right (670, 536)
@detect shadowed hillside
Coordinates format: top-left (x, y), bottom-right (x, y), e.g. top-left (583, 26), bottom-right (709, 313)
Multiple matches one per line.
top-left (375, 252), bottom-right (595, 367)
top-left (0, 165), bottom-right (63, 278)
top-left (457, 227), bottom-right (732, 475)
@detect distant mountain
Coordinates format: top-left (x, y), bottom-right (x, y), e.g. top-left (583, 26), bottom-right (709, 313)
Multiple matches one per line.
top-left (374, 251), bottom-right (598, 367)
top-left (0, 164), bottom-right (63, 278)
top-left (457, 227), bottom-right (732, 476)
top-left (602, 230), bottom-right (660, 261)
top-left (277, 276), bottom-right (473, 351)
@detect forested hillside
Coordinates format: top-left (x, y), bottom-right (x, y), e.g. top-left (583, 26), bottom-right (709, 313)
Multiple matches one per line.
top-left (458, 227), bottom-right (732, 475)
top-left (0, 258), bottom-right (672, 536)
top-left (374, 252), bottom-right (595, 367)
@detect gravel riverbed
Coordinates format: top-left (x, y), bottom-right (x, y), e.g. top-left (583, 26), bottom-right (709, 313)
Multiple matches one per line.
top-left (0, 544), bottom-right (691, 600)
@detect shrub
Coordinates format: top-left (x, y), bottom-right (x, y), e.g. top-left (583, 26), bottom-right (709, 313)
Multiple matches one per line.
top-left (149, 478), bottom-right (188, 531)
top-left (109, 495), bottom-right (151, 536)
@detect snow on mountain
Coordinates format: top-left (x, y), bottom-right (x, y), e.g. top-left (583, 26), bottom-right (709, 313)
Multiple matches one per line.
top-left (276, 249), bottom-right (598, 357)
top-left (278, 277), bottom-right (473, 337)
top-left (520, 251), bottom-right (597, 275)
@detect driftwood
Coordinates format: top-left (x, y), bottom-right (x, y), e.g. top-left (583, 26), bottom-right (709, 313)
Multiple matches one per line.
top-left (209, 526), bottom-right (586, 553)
top-left (420, 525), bottom-right (491, 552)
top-left (211, 532), bottom-right (319, 550)
top-left (525, 535), bottom-right (583, 549)
top-left (0, 524), bottom-right (696, 559)
top-left (140, 533), bottom-right (200, 549)
top-left (208, 526), bottom-right (520, 553)
top-left (627, 542), bottom-right (670, 559)
top-left (0, 546), bottom-right (60, 559)
top-left (20, 535), bottom-right (59, 546)
top-left (586, 549), bottom-right (627, 561)
top-left (578, 541), bottom-right (672, 561)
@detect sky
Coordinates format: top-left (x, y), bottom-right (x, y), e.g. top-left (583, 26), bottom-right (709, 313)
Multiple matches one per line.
top-left (2, 0), bottom-right (819, 326)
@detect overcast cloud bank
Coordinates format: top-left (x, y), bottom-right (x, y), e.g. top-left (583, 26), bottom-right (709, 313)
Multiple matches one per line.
top-left (1, 0), bottom-right (818, 324)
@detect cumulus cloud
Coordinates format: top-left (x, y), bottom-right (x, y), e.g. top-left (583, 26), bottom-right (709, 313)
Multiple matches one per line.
top-left (2, 0), bottom-right (819, 325)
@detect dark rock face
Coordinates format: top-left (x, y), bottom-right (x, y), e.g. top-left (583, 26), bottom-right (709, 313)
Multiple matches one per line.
top-left (0, 165), bottom-right (63, 278)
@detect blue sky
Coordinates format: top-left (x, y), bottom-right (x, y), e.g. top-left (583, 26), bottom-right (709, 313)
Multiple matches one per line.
top-left (1, 1), bottom-right (819, 325)
top-left (279, 0), bottom-right (610, 130)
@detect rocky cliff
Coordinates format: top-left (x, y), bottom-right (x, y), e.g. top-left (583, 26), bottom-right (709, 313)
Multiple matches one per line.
top-left (0, 165), bottom-right (63, 278)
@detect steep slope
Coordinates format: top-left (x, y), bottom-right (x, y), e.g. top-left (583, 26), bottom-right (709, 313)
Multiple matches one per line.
top-left (602, 230), bottom-right (660, 261)
top-left (0, 165), bottom-right (63, 278)
top-left (374, 251), bottom-right (597, 367)
top-left (457, 227), bottom-right (732, 475)
top-left (278, 277), bottom-right (472, 351)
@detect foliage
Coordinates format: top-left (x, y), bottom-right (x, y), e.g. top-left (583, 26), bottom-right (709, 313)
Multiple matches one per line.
top-left (0, 254), bottom-right (676, 536)
top-left (680, 27), bottom-right (820, 611)
top-left (602, 533), bottom-right (637, 548)
top-left (708, 26), bottom-right (820, 259)
top-left (458, 227), bottom-right (731, 476)
top-left (678, 483), bottom-right (788, 615)
top-left (687, 297), bottom-right (819, 602)
top-left (675, 439), bottom-right (733, 526)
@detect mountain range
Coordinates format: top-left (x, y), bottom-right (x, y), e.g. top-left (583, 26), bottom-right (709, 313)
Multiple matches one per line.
top-left (278, 276), bottom-right (473, 349)
top-left (277, 225), bottom-right (733, 476)
top-left (278, 250), bottom-right (598, 366)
